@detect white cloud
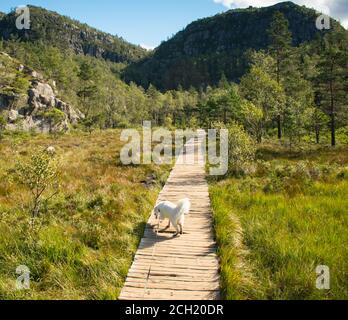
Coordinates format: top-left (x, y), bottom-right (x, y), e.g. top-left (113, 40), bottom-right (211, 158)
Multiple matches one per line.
top-left (140, 44), bottom-right (156, 51)
top-left (214, 0), bottom-right (280, 9)
top-left (213, 0), bottom-right (348, 29)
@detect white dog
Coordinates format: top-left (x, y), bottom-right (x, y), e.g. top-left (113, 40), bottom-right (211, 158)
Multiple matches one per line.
top-left (154, 198), bottom-right (191, 237)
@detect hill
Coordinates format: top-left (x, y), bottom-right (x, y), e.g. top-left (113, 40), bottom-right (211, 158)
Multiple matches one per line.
top-left (0, 6), bottom-right (147, 64)
top-left (124, 1), bottom-right (343, 90)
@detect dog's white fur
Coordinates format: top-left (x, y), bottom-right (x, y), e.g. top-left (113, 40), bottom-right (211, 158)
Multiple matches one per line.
top-left (154, 198), bottom-right (191, 236)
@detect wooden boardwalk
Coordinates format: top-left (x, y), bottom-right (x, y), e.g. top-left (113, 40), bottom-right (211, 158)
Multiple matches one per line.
top-left (119, 131), bottom-right (220, 300)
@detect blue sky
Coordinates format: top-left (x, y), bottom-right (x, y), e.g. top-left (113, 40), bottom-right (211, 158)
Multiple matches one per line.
top-left (0, 1), bottom-right (347, 49)
top-left (0, 0), bottom-right (225, 49)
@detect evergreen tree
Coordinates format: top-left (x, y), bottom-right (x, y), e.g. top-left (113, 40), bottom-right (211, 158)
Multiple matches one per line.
top-left (147, 84), bottom-right (163, 126)
top-left (267, 11), bottom-right (292, 140)
top-left (315, 29), bottom-right (348, 146)
top-left (309, 108), bottom-right (330, 144)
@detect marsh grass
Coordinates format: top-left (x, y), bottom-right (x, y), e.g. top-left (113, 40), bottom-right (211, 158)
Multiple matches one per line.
top-left (0, 129), bottom-right (170, 300)
top-left (210, 144), bottom-right (348, 300)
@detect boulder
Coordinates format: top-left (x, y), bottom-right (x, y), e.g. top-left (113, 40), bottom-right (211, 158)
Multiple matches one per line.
top-left (34, 81), bottom-right (55, 98)
top-left (30, 71), bottom-right (44, 80)
top-left (29, 81), bottom-right (56, 109)
top-left (8, 109), bottom-right (19, 122)
top-left (55, 99), bottom-right (85, 124)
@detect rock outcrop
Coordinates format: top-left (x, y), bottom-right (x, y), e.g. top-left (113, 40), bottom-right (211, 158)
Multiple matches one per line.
top-left (0, 52), bottom-right (84, 133)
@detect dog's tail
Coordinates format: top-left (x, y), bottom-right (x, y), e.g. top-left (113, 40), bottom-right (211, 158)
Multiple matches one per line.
top-left (177, 198), bottom-right (191, 216)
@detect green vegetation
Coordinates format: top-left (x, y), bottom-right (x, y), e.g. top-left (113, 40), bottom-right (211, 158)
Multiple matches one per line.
top-left (1, 4), bottom-right (346, 147)
top-left (0, 52), bottom-right (31, 95)
top-left (0, 2), bottom-right (347, 300)
top-left (0, 130), bottom-right (170, 299)
top-left (205, 7), bottom-right (347, 300)
top-left (12, 148), bottom-right (59, 224)
top-left (0, 6), bottom-right (147, 64)
top-left (124, 2), bottom-right (344, 90)
top-left (0, 114), bottom-right (6, 138)
top-left (227, 122), bottom-right (256, 174)
top-left (210, 144), bottom-right (348, 300)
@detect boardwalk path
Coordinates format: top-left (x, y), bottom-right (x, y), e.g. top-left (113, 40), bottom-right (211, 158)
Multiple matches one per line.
top-left (119, 132), bottom-right (220, 300)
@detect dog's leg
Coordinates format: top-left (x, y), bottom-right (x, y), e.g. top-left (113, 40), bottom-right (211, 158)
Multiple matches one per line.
top-left (173, 222), bottom-right (180, 237)
top-left (179, 223), bottom-right (183, 235)
top-left (178, 216), bottom-right (185, 235)
top-left (160, 220), bottom-right (171, 233)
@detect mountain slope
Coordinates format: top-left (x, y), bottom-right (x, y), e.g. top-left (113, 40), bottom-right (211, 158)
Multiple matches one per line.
top-left (0, 6), bottom-right (147, 64)
top-left (124, 1), bottom-right (343, 90)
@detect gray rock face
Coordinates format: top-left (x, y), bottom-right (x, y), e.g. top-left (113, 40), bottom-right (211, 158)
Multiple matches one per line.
top-left (8, 109), bottom-right (19, 122)
top-left (29, 81), bottom-right (56, 112)
top-left (1, 77), bottom-right (84, 133)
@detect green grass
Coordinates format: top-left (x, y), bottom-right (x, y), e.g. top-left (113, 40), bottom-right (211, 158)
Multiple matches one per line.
top-left (210, 144), bottom-right (348, 300)
top-left (0, 129), bottom-right (170, 300)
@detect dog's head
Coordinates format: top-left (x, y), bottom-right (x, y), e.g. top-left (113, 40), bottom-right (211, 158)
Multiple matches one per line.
top-left (154, 204), bottom-right (161, 220)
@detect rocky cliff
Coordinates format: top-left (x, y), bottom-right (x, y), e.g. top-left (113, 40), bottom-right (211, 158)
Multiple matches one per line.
top-left (0, 52), bottom-right (84, 133)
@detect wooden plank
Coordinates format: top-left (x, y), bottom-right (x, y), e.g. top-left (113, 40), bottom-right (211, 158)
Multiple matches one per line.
top-left (120, 287), bottom-right (220, 300)
top-left (124, 281), bottom-right (220, 291)
top-left (127, 272), bottom-right (219, 282)
top-left (132, 259), bottom-right (219, 267)
top-left (127, 269), bottom-right (219, 278)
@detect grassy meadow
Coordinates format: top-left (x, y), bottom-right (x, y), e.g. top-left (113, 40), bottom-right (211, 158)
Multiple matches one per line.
top-left (1, 128), bottom-right (347, 301)
top-left (0, 129), bottom-right (170, 299)
top-left (210, 142), bottom-right (348, 300)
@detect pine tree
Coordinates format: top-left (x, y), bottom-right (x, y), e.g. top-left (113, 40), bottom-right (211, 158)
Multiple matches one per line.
top-left (147, 84), bottom-right (163, 126)
top-left (267, 11), bottom-right (293, 140)
top-left (316, 29), bottom-right (348, 146)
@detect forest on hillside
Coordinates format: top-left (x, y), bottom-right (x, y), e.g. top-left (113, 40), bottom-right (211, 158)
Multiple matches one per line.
top-left (0, 3), bottom-right (347, 301)
top-left (1, 9), bottom-right (347, 147)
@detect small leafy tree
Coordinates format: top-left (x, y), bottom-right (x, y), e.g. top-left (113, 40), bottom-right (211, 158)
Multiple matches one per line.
top-left (239, 65), bottom-right (286, 130)
top-left (241, 100), bottom-right (264, 143)
top-left (81, 114), bottom-right (101, 134)
top-left (283, 101), bottom-right (312, 149)
top-left (228, 122), bottom-right (256, 174)
top-left (13, 149), bottom-right (59, 226)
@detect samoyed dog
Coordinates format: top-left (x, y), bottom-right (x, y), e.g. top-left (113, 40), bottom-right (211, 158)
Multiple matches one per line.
top-left (154, 198), bottom-right (191, 237)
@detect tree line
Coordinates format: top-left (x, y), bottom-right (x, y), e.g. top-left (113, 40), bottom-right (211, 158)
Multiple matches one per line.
top-left (1, 11), bottom-right (347, 146)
